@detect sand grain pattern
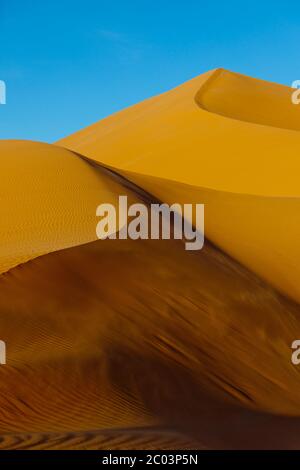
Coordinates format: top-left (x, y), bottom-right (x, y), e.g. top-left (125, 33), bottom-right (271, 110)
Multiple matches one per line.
top-left (1, 69), bottom-right (300, 449)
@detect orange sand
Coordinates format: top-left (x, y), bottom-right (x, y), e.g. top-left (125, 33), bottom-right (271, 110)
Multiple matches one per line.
top-left (59, 69), bottom-right (300, 303)
top-left (1, 69), bottom-right (300, 449)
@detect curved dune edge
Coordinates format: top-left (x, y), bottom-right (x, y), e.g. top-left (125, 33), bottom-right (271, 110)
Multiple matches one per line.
top-left (0, 140), bottom-right (140, 274)
top-left (58, 68), bottom-right (300, 197)
top-left (1, 222), bottom-right (300, 449)
top-left (195, 68), bottom-right (300, 132)
top-left (1, 68), bottom-right (300, 449)
top-left (58, 68), bottom-right (300, 303)
top-left (107, 168), bottom-right (300, 305)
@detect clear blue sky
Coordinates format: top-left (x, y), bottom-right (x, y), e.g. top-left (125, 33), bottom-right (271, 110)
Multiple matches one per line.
top-left (0, 0), bottom-right (299, 142)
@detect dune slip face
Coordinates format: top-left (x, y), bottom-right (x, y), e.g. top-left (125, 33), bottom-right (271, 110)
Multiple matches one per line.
top-left (1, 69), bottom-right (300, 450)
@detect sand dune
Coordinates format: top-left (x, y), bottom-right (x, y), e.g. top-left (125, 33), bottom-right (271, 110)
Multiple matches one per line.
top-left (59, 69), bottom-right (300, 303)
top-left (0, 140), bottom-right (137, 274)
top-left (2, 210), bottom-right (300, 449)
top-left (1, 69), bottom-right (300, 449)
top-left (197, 68), bottom-right (300, 131)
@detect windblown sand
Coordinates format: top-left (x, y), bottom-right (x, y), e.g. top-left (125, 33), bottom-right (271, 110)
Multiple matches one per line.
top-left (1, 69), bottom-right (300, 449)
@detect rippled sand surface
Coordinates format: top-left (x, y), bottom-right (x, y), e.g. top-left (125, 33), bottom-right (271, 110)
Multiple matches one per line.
top-left (1, 69), bottom-right (300, 449)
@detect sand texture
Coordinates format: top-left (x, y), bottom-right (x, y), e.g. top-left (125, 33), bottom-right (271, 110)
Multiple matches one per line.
top-left (1, 69), bottom-right (300, 449)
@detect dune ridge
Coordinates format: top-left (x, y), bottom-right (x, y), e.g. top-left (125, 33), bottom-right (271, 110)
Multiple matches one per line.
top-left (0, 140), bottom-right (141, 274)
top-left (1, 69), bottom-right (300, 449)
top-left (59, 68), bottom-right (300, 303)
top-left (196, 68), bottom-right (300, 132)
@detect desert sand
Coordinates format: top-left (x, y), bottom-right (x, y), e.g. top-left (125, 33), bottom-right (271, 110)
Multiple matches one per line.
top-left (59, 68), bottom-right (300, 303)
top-left (1, 69), bottom-right (300, 449)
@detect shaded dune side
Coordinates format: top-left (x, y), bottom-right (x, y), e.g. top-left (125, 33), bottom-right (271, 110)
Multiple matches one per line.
top-left (1, 219), bottom-right (300, 449)
top-left (2, 69), bottom-right (300, 450)
top-left (107, 168), bottom-right (300, 306)
top-left (58, 68), bottom-right (300, 304)
top-left (0, 428), bottom-right (203, 451)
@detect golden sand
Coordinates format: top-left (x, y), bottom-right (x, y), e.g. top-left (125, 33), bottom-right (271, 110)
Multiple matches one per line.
top-left (58, 69), bottom-right (300, 303)
top-left (0, 140), bottom-right (138, 273)
top-left (1, 69), bottom-right (300, 449)
top-left (1, 227), bottom-right (300, 449)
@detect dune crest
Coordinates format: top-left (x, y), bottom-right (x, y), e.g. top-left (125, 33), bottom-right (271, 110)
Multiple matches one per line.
top-left (1, 69), bottom-right (300, 449)
top-left (0, 140), bottom-right (139, 274)
top-left (59, 69), bottom-right (300, 303)
top-left (196, 68), bottom-right (300, 132)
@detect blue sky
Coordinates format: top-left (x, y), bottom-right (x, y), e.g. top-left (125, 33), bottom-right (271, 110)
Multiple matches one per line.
top-left (0, 0), bottom-right (299, 142)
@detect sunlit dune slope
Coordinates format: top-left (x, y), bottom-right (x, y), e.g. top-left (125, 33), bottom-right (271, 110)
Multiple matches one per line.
top-left (0, 140), bottom-right (137, 274)
top-left (2, 68), bottom-right (300, 450)
top-left (1, 221), bottom-right (300, 449)
top-left (197, 68), bottom-right (300, 131)
top-left (58, 68), bottom-right (300, 303)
